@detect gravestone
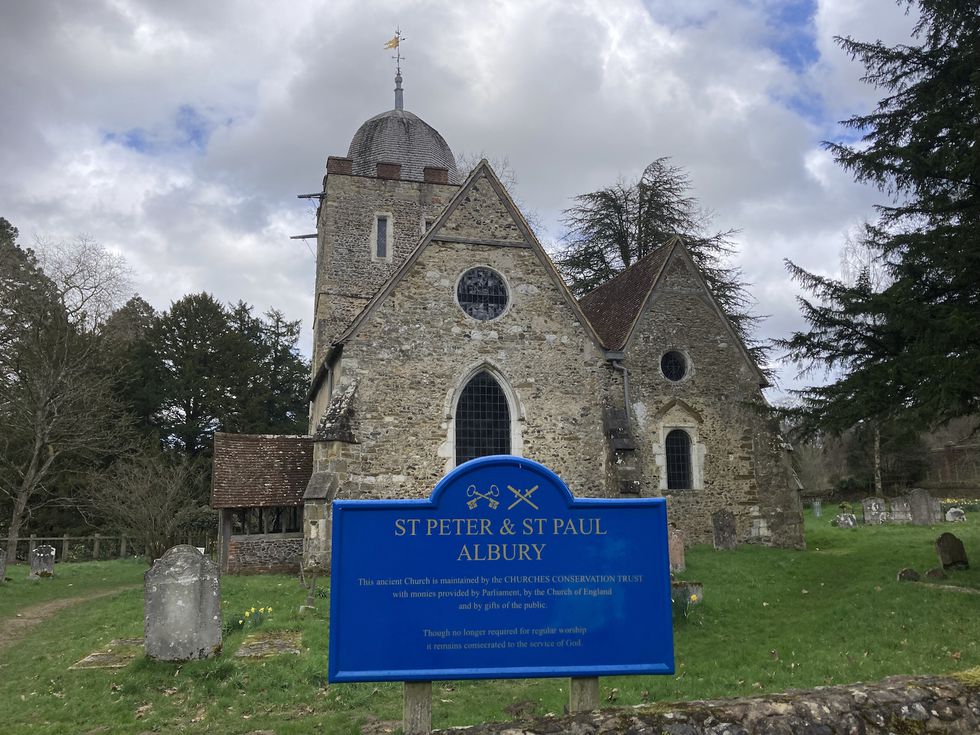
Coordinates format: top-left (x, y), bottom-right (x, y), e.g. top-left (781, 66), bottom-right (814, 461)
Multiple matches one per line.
top-left (144, 545), bottom-right (221, 661)
top-left (712, 510), bottom-right (737, 550)
top-left (924, 567), bottom-right (946, 580)
top-left (669, 527), bottom-right (686, 573)
top-left (909, 489), bottom-right (942, 525)
top-left (945, 507), bottom-right (966, 523)
top-left (935, 533), bottom-right (968, 571)
top-left (29, 544), bottom-right (56, 578)
top-left (811, 499), bottom-right (822, 518)
top-left (862, 497), bottom-right (888, 524)
top-left (889, 498), bottom-right (912, 524)
top-left (833, 513), bottom-right (857, 528)
top-left (896, 568), bottom-right (920, 582)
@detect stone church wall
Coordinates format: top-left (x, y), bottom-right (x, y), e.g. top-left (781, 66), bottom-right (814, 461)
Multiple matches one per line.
top-left (330, 238), bottom-right (610, 500)
top-left (622, 253), bottom-right (802, 546)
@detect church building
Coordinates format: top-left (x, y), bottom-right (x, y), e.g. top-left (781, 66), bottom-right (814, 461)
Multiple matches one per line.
top-left (211, 71), bottom-right (804, 574)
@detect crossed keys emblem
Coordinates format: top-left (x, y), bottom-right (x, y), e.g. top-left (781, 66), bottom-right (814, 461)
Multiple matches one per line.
top-left (466, 484), bottom-right (500, 510)
top-left (507, 484), bottom-right (539, 511)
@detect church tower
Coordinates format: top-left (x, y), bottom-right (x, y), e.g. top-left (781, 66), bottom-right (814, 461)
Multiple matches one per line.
top-left (309, 71), bottom-right (461, 427)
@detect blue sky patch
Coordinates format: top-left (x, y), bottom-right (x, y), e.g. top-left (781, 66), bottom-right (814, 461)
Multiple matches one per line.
top-left (102, 104), bottom-right (218, 155)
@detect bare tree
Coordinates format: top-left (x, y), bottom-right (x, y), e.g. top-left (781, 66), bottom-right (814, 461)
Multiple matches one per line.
top-left (1, 231), bottom-right (133, 564)
top-left (88, 450), bottom-right (207, 563)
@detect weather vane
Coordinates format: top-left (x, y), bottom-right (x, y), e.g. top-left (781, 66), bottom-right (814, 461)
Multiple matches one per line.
top-left (384, 28), bottom-right (405, 75)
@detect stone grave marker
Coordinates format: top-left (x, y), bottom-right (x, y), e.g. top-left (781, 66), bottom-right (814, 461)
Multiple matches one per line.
top-left (812, 499), bottom-right (822, 518)
top-left (945, 507), bottom-right (966, 523)
top-left (669, 527), bottom-right (686, 573)
top-left (29, 544), bottom-right (56, 578)
top-left (889, 498), bottom-right (912, 524)
top-left (712, 509), bottom-right (737, 550)
top-left (909, 489), bottom-right (943, 525)
top-left (834, 513), bottom-right (857, 528)
top-left (896, 568), bottom-right (920, 582)
top-left (924, 567), bottom-right (946, 580)
top-left (144, 545), bottom-right (221, 661)
top-left (935, 533), bottom-right (969, 571)
top-left (862, 497), bottom-right (888, 524)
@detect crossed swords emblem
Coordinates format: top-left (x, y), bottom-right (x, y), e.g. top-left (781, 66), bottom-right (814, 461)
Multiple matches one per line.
top-left (465, 483), bottom-right (539, 511)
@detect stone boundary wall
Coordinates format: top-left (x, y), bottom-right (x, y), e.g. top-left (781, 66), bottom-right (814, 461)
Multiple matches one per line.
top-left (226, 534), bottom-right (302, 574)
top-left (436, 673), bottom-right (980, 735)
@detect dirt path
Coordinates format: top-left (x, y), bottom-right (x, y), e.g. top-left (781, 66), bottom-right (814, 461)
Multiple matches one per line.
top-left (0, 585), bottom-right (140, 652)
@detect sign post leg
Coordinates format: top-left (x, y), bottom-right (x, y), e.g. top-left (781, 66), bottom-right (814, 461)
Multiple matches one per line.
top-left (404, 680), bottom-right (432, 734)
top-left (569, 676), bottom-right (600, 712)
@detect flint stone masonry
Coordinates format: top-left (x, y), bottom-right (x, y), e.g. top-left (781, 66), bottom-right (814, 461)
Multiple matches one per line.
top-left (910, 488), bottom-right (943, 525)
top-left (226, 534), bottom-right (302, 574)
top-left (29, 544), bottom-right (56, 578)
top-left (935, 532), bottom-right (969, 570)
top-left (144, 545), bottom-right (221, 661)
top-left (437, 673), bottom-right (980, 735)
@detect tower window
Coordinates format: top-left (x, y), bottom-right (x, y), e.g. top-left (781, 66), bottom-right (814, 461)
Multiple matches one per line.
top-left (376, 216), bottom-right (388, 258)
top-left (665, 429), bottom-right (692, 490)
top-left (457, 267), bottom-right (508, 320)
top-left (455, 372), bottom-right (510, 465)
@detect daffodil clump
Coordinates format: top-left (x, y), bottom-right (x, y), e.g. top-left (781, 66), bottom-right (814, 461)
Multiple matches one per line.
top-left (225, 605), bottom-right (273, 635)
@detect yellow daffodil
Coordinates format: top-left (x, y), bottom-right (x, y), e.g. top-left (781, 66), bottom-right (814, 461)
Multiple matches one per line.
top-left (244, 611), bottom-right (250, 618)
top-left (690, 594), bottom-right (697, 602)
top-left (251, 607), bottom-right (256, 613)
top-left (259, 607), bottom-right (265, 613)
top-left (268, 607), bottom-right (272, 613)
top-left (238, 619), bottom-right (243, 625)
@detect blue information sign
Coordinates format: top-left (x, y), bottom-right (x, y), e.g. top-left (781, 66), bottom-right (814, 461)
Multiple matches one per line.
top-left (328, 455), bottom-right (674, 682)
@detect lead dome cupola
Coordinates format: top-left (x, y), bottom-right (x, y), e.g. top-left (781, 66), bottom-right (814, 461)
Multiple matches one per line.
top-left (346, 72), bottom-right (461, 184)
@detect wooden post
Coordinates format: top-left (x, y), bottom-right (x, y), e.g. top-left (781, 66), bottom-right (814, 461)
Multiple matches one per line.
top-left (403, 681), bottom-right (432, 734)
top-left (569, 677), bottom-right (600, 713)
top-left (29, 534), bottom-right (37, 556)
top-left (62, 533), bottom-right (69, 561)
top-left (92, 534), bottom-right (101, 560)
top-left (120, 536), bottom-right (127, 559)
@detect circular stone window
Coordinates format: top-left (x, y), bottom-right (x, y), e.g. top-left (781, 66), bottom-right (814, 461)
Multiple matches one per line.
top-left (661, 350), bottom-right (688, 381)
top-left (457, 267), bottom-right (508, 320)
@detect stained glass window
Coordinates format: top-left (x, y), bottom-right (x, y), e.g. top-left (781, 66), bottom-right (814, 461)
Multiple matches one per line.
top-left (665, 429), bottom-right (692, 490)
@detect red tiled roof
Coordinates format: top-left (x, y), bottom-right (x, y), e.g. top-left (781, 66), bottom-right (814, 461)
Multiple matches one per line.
top-left (211, 433), bottom-right (313, 508)
top-left (578, 243), bottom-right (673, 350)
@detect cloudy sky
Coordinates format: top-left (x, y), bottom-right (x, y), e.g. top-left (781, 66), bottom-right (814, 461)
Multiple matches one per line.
top-left (0, 0), bottom-right (920, 400)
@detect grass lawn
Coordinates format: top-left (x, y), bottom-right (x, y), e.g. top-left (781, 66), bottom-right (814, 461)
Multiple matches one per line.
top-left (0, 513), bottom-right (977, 734)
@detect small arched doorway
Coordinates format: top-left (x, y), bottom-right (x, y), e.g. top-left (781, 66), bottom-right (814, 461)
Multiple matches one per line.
top-left (455, 371), bottom-right (511, 466)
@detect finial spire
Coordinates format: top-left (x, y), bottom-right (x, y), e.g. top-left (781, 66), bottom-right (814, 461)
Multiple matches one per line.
top-left (384, 28), bottom-right (406, 110)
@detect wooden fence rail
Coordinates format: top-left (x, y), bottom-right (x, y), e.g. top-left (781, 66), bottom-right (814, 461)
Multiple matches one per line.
top-left (4, 534), bottom-right (215, 562)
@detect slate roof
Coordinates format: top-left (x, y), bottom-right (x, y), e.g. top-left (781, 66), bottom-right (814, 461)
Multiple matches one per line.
top-left (211, 433), bottom-right (313, 508)
top-left (348, 109), bottom-right (461, 183)
top-left (578, 243), bottom-right (674, 351)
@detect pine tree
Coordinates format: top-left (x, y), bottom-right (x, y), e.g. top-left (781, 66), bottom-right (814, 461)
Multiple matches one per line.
top-left (779, 1), bottom-right (980, 431)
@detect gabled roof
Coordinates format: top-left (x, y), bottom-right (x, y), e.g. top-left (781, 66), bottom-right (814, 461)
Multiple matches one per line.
top-left (211, 433), bottom-right (313, 508)
top-left (578, 241), bottom-right (674, 351)
top-left (331, 159), bottom-right (603, 350)
top-left (578, 236), bottom-right (767, 386)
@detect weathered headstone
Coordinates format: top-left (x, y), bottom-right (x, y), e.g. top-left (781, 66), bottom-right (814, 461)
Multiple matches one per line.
top-left (889, 498), bottom-right (912, 524)
top-left (144, 545), bottom-right (221, 661)
top-left (924, 567), bottom-right (947, 580)
top-left (712, 509), bottom-right (737, 550)
top-left (669, 527), bottom-right (686, 573)
top-left (909, 489), bottom-right (942, 525)
top-left (833, 513), bottom-right (857, 528)
top-left (945, 507), bottom-right (966, 523)
top-left (896, 568), bottom-right (920, 582)
top-left (29, 544), bottom-right (56, 578)
top-left (935, 533), bottom-right (969, 571)
top-left (812, 499), bottom-right (822, 518)
top-left (862, 497), bottom-right (888, 525)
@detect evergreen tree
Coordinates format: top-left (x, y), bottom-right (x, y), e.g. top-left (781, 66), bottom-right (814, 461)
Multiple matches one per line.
top-left (556, 157), bottom-right (761, 349)
top-left (779, 1), bottom-right (980, 431)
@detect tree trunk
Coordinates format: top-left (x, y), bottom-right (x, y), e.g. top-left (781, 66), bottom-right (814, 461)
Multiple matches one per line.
top-left (873, 424), bottom-right (883, 496)
top-left (5, 489), bottom-right (30, 564)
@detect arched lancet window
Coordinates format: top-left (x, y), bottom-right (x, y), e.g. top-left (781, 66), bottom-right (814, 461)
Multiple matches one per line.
top-left (455, 371), bottom-right (510, 466)
top-left (665, 429), bottom-right (692, 490)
